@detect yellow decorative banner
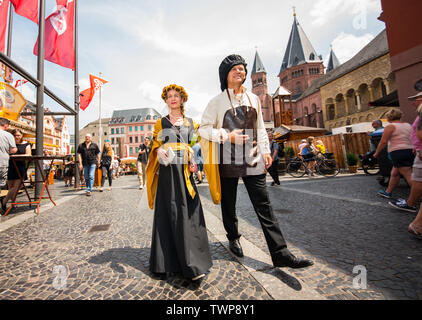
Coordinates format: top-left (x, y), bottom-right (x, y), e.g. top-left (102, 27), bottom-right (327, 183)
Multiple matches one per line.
top-left (0, 81), bottom-right (27, 121)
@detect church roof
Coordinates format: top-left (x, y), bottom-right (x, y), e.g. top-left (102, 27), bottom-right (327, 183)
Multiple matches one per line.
top-left (297, 29), bottom-right (389, 101)
top-left (279, 15), bottom-right (322, 75)
top-left (326, 48), bottom-right (340, 72)
top-left (252, 51), bottom-right (266, 75)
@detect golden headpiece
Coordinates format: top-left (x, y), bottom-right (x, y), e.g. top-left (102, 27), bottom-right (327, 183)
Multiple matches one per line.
top-left (161, 84), bottom-right (188, 102)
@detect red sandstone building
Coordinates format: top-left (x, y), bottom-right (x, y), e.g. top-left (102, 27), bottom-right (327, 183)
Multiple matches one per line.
top-left (379, 0), bottom-right (422, 123)
top-left (251, 13), bottom-right (329, 128)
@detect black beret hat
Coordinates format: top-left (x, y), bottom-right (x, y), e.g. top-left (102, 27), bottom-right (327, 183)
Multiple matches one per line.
top-left (219, 54), bottom-right (248, 92)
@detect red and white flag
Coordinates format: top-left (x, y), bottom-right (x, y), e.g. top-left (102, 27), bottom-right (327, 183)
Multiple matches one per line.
top-left (79, 88), bottom-right (94, 111)
top-left (90, 74), bottom-right (108, 92)
top-left (10, 0), bottom-right (38, 24)
top-left (0, 0), bottom-right (10, 53)
top-left (79, 74), bottom-right (108, 111)
top-left (33, 0), bottom-right (75, 70)
top-left (14, 79), bottom-right (28, 88)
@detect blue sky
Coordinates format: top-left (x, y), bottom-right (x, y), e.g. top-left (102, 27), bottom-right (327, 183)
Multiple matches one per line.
top-left (7, 0), bottom-right (386, 134)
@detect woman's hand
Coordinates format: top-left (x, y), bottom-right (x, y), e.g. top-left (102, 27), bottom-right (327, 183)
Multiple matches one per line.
top-left (373, 152), bottom-right (379, 159)
top-left (265, 154), bottom-right (273, 169)
top-left (157, 148), bottom-right (169, 165)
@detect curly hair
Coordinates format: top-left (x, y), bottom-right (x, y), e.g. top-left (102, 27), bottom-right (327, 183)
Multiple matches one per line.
top-left (161, 84), bottom-right (188, 117)
top-left (161, 84), bottom-right (188, 102)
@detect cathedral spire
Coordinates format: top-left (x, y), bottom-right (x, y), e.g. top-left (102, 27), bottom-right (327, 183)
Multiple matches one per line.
top-left (279, 13), bottom-right (322, 75)
top-left (252, 50), bottom-right (266, 75)
top-left (326, 46), bottom-right (341, 72)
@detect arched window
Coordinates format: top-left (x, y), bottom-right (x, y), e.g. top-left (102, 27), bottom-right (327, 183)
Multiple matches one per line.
top-left (146, 115), bottom-right (151, 120)
top-left (309, 53), bottom-right (315, 60)
top-left (296, 82), bottom-right (302, 94)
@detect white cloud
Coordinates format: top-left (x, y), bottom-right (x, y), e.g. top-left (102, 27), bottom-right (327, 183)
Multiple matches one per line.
top-left (310, 0), bottom-right (381, 27)
top-left (325, 32), bottom-right (375, 65)
top-left (21, 85), bottom-right (36, 102)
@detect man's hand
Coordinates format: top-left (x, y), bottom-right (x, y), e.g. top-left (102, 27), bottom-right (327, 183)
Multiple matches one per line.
top-left (265, 154), bottom-right (272, 169)
top-left (229, 129), bottom-right (249, 145)
top-left (79, 164), bottom-right (83, 172)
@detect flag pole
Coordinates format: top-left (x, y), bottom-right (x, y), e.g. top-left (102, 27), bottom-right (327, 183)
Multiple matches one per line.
top-left (6, 1), bottom-right (13, 57)
top-left (35, 0), bottom-right (46, 199)
top-left (99, 71), bottom-right (102, 149)
top-left (74, 0), bottom-right (80, 189)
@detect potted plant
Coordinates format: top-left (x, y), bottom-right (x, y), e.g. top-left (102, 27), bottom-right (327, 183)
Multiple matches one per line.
top-left (346, 152), bottom-right (359, 173)
top-left (284, 146), bottom-right (295, 161)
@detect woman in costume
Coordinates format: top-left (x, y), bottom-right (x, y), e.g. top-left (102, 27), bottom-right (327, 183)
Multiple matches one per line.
top-left (146, 84), bottom-right (212, 283)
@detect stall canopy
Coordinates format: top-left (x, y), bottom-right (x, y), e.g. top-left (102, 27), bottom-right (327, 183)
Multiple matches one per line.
top-left (368, 90), bottom-right (399, 107)
top-left (273, 124), bottom-right (326, 142)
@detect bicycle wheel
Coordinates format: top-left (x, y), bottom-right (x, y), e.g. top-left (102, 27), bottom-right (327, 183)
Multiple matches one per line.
top-left (362, 163), bottom-right (380, 175)
top-left (317, 159), bottom-right (340, 177)
top-left (286, 159), bottom-right (307, 178)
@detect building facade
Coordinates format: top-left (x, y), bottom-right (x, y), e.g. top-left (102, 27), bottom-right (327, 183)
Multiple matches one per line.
top-left (379, 0), bottom-right (422, 124)
top-left (79, 118), bottom-right (111, 148)
top-left (16, 103), bottom-right (72, 155)
top-left (109, 108), bottom-right (161, 158)
top-left (319, 30), bottom-right (396, 131)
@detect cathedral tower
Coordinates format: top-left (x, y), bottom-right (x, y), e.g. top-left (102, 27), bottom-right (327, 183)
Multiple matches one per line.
top-left (278, 12), bottom-right (324, 99)
top-left (251, 50), bottom-right (273, 122)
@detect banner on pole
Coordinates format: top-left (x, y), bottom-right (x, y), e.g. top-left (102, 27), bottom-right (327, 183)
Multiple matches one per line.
top-left (33, 0), bottom-right (75, 69)
top-left (10, 0), bottom-right (38, 24)
top-left (0, 0), bottom-right (9, 53)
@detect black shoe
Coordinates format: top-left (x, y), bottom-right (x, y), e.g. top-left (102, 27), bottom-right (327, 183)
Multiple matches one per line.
top-left (274, 251), bottom-right (314, 269)
top-left (271, 182), bottom-right (275, 186)
top-left (229, 239), bottom-right (244, 257)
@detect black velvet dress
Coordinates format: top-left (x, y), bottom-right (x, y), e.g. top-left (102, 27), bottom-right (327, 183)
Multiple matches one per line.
top-left (8, 142), bottom-right (31, 181)
top-left (149, 116), bottom-right (212, 279)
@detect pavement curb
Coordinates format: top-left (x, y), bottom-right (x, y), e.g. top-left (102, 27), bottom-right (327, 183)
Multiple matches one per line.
top-left (0, 191), bottom-right (85, 233)
top-left (202, 205), bottom-right (326, 300)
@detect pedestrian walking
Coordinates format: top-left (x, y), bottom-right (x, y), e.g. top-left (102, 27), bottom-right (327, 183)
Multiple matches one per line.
top-left (1, 129), bottom-right (30, 213)
top-left (99, 141), bottom-right (114, 191)
top-left (199, 54), bottom-right (313, 269)
top-left (375, 109), bottom-right (414, 199)
top-left (111, 156), bottom-right (119, 179)
top-left (268, 132), bottom-right (280, 186)
top-left (63, 155), bottom-right (76, 187)
top-left (146, 84), bottom-right (212, 283)
top-left (389, 87), bottom-right (422, 212)
top-left (137, 137), bottom-right (151, 189)
top-left (192, 140), bottom-right (204, 184)
top-left (77, 134), bottom-right (100, 196)
top-left (409, 109), bottom-right (422, 238)
top-left (0, 118), bottom-right (17, 197)
top-left (42, 150), bottom-right (51, 178)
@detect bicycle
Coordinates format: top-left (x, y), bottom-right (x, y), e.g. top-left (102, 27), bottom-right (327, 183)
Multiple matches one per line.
top-left (286, 153), bottom-right (340, 178)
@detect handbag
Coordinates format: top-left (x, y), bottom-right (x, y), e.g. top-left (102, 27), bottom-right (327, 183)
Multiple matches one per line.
top-left (189, 158), bottom-right (198, 173)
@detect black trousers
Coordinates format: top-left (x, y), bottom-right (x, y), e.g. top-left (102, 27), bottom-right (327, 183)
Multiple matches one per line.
top-left (101, 166), bottom-right (113, 187)
top-left (268, 159), bottom-right (280, 184)
top-left (220, 174), bottom-right (288, 264)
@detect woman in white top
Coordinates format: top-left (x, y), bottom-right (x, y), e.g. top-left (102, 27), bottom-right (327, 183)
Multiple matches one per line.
top-left (374, 109), bottom-right (414, 198)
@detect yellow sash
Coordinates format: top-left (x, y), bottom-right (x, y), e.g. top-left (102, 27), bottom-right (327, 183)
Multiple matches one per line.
top-left (163, 142), bottom-right (196, 200)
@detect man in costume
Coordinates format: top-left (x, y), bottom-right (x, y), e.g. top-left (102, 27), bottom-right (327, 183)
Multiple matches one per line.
top-left (199, 54), bottom-right (313, 269)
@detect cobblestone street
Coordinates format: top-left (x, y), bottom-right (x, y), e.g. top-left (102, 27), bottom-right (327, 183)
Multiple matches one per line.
top-left (0, 173), bottom-right (421, 300)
